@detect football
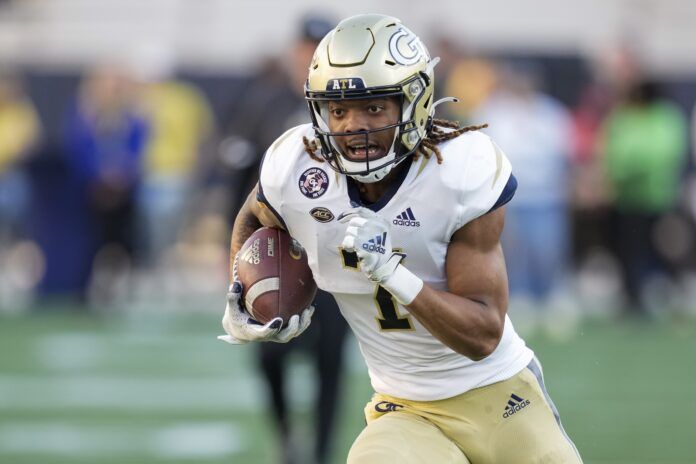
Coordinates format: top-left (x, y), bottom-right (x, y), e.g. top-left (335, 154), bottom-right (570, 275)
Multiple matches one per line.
top-left (235, 227), bottom-right (317, 326)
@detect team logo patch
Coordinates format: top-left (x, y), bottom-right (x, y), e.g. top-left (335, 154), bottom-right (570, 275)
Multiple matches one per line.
top-left (502, 393), bottom-right (531, 419)
top-left (310, 207), bottom-right (334, 223)
top-left (299, 167), bottom-right (329, 199)
top-left (375, 401), bottom-right (403, 413)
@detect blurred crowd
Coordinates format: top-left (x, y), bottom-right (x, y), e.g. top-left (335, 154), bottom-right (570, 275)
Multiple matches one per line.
top-left (1, 22), bottom-right (696, 326)
top-left (0, 60), bottom-right (224, 311)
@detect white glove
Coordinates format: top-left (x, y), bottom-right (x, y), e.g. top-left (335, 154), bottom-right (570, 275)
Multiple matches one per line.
top-left (218, 281), bottom-right (314, 345)
top-left (339, 207), bottom-right (403, 282)
top-left (339, 207), bottom-right (423, 305)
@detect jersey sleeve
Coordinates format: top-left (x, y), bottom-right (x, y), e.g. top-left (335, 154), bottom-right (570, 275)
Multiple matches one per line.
top-left (256, 125), bottom-right (310, 228)
top-left (443, 132), bottom-right (515, 236)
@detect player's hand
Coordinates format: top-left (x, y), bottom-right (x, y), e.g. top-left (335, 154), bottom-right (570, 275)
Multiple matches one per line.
top-left (338, 207), bottom-right (405, 283)
top-left (218, 282), bottom-right (314, 345)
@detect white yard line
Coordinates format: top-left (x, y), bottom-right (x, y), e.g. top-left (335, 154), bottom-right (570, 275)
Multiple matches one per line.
top-left (0, 421), bottom-right (242, 458)
top-left (32, 332), bottom-right (366, 373)
top-left (0, 376), bottom-right (265, 412)
top-left (34, 333), bottom-right (248, 371)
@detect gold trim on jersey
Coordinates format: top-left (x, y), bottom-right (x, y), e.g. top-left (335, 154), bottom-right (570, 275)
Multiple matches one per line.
top-left (415, 155), bottom-right (432, 178)
top-left (339, 247), bottom-right (361, 271)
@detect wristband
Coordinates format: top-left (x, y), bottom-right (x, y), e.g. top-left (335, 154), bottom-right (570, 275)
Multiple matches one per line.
top-left (381, 264), bottom-right (423, 305)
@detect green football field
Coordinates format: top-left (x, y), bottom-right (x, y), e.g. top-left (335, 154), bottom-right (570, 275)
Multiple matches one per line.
top-left (0, 308), bottom-right (694, 464)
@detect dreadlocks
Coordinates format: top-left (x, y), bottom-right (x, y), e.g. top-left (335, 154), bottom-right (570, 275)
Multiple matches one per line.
top-left (414, 119), bottom-right (488, 164)
top-left (302, 136), bottom-right (325, 163)
top-left (302, 119), bottom-right (488, 165)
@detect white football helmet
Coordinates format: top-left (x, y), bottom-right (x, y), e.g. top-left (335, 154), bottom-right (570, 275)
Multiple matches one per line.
top-left (305, 14), bottom-right (439, 183)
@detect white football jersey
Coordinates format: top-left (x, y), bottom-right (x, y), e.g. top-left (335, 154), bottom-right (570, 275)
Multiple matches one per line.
top-left (259, 123), bottom-right (533, 401)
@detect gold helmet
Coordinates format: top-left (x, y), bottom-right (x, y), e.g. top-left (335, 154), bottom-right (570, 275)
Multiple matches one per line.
top-left (305, 14), bottom-right (440, 183)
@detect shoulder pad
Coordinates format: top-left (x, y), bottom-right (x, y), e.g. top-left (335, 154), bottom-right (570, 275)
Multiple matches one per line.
top-left (437, 131), bottom-right (512, 232)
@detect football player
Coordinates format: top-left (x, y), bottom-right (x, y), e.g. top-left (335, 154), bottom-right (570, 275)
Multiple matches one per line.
top-left (220, 14), bottom-right (583, 463)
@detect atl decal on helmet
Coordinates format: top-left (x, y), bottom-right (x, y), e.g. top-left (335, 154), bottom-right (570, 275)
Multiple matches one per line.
top-left (327, 78), bottom-right (366, 91)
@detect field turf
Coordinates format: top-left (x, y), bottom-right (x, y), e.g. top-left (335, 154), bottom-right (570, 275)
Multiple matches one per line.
top-left (0, 309), bottom-right (694, 463)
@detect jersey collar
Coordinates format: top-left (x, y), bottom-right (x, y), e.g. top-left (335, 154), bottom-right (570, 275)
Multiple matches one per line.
top-left (346, 159), bottom-right (412, 212)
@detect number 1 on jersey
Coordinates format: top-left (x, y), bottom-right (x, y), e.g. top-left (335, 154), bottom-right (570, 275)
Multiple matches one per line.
top-left (374, 285), bottom-right (414, 331)
top-left (340, 248), bottom-right (414, 332)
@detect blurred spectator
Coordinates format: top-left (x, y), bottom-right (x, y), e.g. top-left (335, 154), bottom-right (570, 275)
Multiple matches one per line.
top-left (602, 79), bottom-right (687, 315)
top-left (0, 72), bottom-right (40, 244)
top-left (220, 56), bottom-right (308, 217)
top-left (221, 15), bottom-right (349, 464)
top-left (442, 54), bottom-right (497, 124)
top-left (569, 75), bottom-right (616, 265)
top-left (63, 65), bottom-right (148, 300)
top-left (476, 62), bottom-right (573, 312)
top-left (135, 59), bottom-right (215, 267)
top-left (566, 44), bottom-right (644, 314)
top-left (0, 72), bottom-right (42, 309)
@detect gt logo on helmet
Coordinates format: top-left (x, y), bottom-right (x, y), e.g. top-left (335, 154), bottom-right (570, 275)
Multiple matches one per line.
top-left (389, 27), bottom-right (429, 66)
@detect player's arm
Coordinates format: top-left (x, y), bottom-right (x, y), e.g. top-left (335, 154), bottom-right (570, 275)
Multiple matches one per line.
top-left (229, 182), bottom-right (284, 271)
top-left (402, 207), bottom-right (507, 360)
top-left (220, 183), bottom-right (311, 345)
top-left (340, 205), bottom-right (508, 360)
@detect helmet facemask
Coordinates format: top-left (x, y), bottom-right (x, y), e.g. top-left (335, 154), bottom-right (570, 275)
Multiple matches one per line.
top-left (306, 74), bottom-right (430, 183)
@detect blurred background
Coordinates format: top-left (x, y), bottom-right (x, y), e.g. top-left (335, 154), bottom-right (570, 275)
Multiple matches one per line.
top-left (1, 0), bottom-right (696, 463)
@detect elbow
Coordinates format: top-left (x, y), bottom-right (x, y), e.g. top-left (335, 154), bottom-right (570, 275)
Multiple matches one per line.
top-left (467, 338), bottom-right (499, 361)
top-left (466, 323), bottom-right (504, 361)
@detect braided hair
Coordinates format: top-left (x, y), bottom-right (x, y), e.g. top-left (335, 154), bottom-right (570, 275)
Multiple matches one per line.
top-left (302, 119), bottom-right (488, 165)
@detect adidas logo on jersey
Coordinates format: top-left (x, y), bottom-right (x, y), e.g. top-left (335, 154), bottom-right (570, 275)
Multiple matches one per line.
top-left (363, 232), bottom-right (387, 254)
top-left (240, 238), bottom-right (261, 265)
top-left (502, 393), bottom-right (531, 419)
top-left (393, 207), bottom-right (420, 227)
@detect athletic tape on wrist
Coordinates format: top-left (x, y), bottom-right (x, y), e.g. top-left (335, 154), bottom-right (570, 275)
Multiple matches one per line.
top-left (382, 264), bottom-right (423, 305)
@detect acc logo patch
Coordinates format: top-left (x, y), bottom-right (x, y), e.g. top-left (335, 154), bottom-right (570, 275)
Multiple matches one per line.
top-left (388, 27), bottom-right (429, 66)
top-left (310, 207), bottom-right (334, 223)
top-left (299, 167), bottom-right (329, 199)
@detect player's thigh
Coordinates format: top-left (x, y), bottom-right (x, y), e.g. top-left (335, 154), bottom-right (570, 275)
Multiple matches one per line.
top-left (488, 361), bottom-right (582, 463)
top-left (348, 411), bottom-right (469, 464)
